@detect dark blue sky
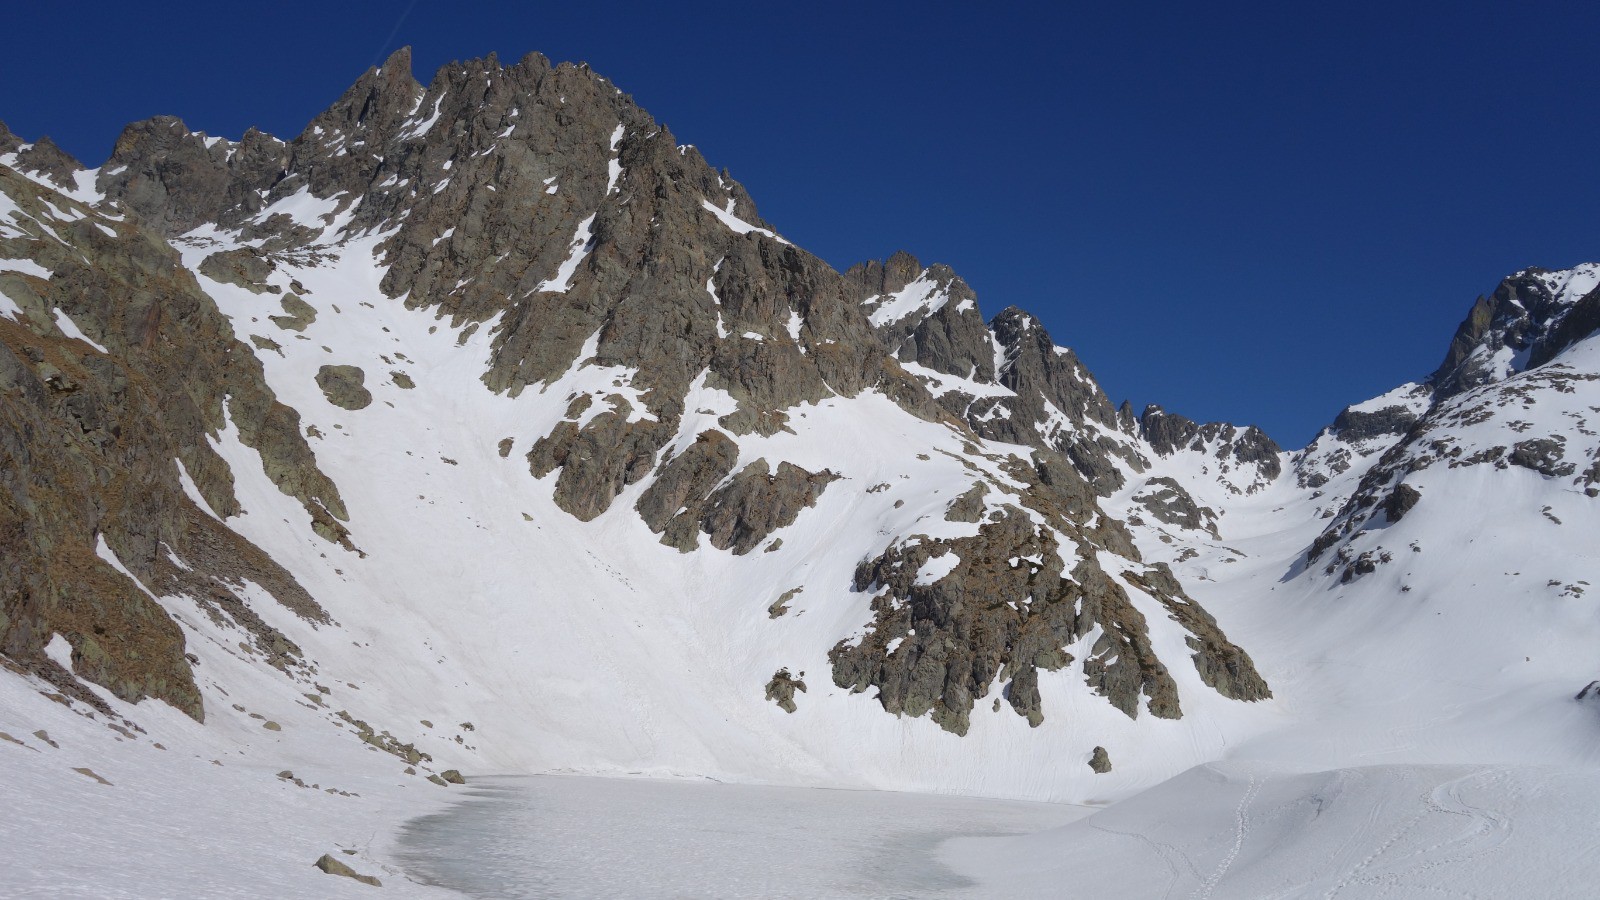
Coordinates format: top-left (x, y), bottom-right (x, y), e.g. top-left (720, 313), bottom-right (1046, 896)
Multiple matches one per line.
top-left (5, 2), bottom-right (1597, 446)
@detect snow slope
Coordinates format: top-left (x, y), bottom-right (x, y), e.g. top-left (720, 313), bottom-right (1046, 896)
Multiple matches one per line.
top-left (945, 761), bottom-right (1600, 898)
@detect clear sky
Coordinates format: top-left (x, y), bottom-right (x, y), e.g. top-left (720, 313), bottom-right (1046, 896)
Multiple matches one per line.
top-left (4, 1), bottom-right (1597, 447)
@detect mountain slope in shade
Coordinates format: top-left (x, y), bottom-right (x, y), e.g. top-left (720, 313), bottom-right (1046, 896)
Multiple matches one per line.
top-left (1, 48), bottom-right (1597, 896)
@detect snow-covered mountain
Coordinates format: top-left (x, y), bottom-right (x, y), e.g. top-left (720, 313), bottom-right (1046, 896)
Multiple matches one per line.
top-left (2, 49), bottom-right (1596, 895)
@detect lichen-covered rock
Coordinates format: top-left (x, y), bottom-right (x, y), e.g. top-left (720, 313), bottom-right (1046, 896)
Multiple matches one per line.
top-left (198, 248), bottom-right (278, 293)
top-left (270, 294), bottom-right (317, 332)
top-left (1089, 745), bottom-right (1112, 773)
top-left (765, 668), bottom-right (806, 712)
top-left (315, 365), bottom-right (372, 410)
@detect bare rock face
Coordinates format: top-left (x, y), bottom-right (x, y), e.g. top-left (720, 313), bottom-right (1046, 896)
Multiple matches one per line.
top-left (315, 365), bottom-right (372, 410)
top-left (851, 253), bottom-right (997, 386)
top-left (699, 460), bottom-right (837, 555)
top-left (1529, 281), bottom-right (1600, 369)
top-left (635, 431), bottom-right (739, 551)
top-left (0, 164), bottom-right (345, 721)
top-left (1306, 354), bottom-right (1600, 571)
top-left (1429, 268), bottom-right (1591, 400)
top-left (1509, 438), bottom-right (1573, 477)
top-left (832, 485), bottom-right (1266, 734)
top-left (99, 116), bottom-right (289, 237)
top-left (1121, 565), bottom-right (1271, 703)
top-left (11, 136), bottom-right (83, 188)
top-left (1381, 483), bottom-right (1422, 523)
top-left (834, 507), bottom-right (1152, 733)
top-left (528, 414), bottom-right (670, 522)
top-left (975, 308), bottom-right (1148, 495)
top-left (1297, 267), bottom-right (1600, 504)
top-left (0, 120), bottom-right (22, 155)
top-left (944, 481), bottom-right (989, 523)
top-left (197, 248), bottom-right (278, 293)
top-left (1330, 403), bottom-right (1423, 444)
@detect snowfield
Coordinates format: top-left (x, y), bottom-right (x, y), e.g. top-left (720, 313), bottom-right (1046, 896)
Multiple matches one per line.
top-left (946, 761), bottom-right (1600, 899)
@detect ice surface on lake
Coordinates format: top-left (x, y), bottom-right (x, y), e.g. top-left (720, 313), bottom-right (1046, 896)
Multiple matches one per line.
top-left (397, 775), bottom-right (1093, 898)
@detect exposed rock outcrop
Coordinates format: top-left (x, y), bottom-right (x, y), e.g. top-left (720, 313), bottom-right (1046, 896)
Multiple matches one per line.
top-left (833, 500), bottom-right (1265, 734)
top-left (1130, 477), bottom-right (1219, 539)
top-left (315, 365), bottom-right (372, 410)
top-left (313, 853), bottom-right (382, 887)
top-left (700, 461), bottom-right (837, 555)
top-left (1140, 405), bottom-right (1282, 494)
top-left (1089, 745), bottom-right (1112, 773)
top-left (0, 163), bottom-right (347, 721)
top-left (765, 668), bottom-right (806, 712)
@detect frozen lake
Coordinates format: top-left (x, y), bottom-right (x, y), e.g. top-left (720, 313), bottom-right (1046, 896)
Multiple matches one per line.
top-left (397, 775), bottom-right (1094, 898)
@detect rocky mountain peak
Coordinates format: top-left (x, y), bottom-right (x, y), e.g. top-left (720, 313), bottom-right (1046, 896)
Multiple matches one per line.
top-left (1427, 263), bottom-right (1600, 400)
top-left (1, 49), bottom-right (1278, 774)
top-left (1295, 261), bottom-right (1600, 491)
top-left (844, 249), bottom-right (925, 296)
top-left (100, 116), bottom-right (287, 236)
top-left (7, 135), bottom-right (82, 189)
top-left (1138, 404), bottom-right (1282, 494)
